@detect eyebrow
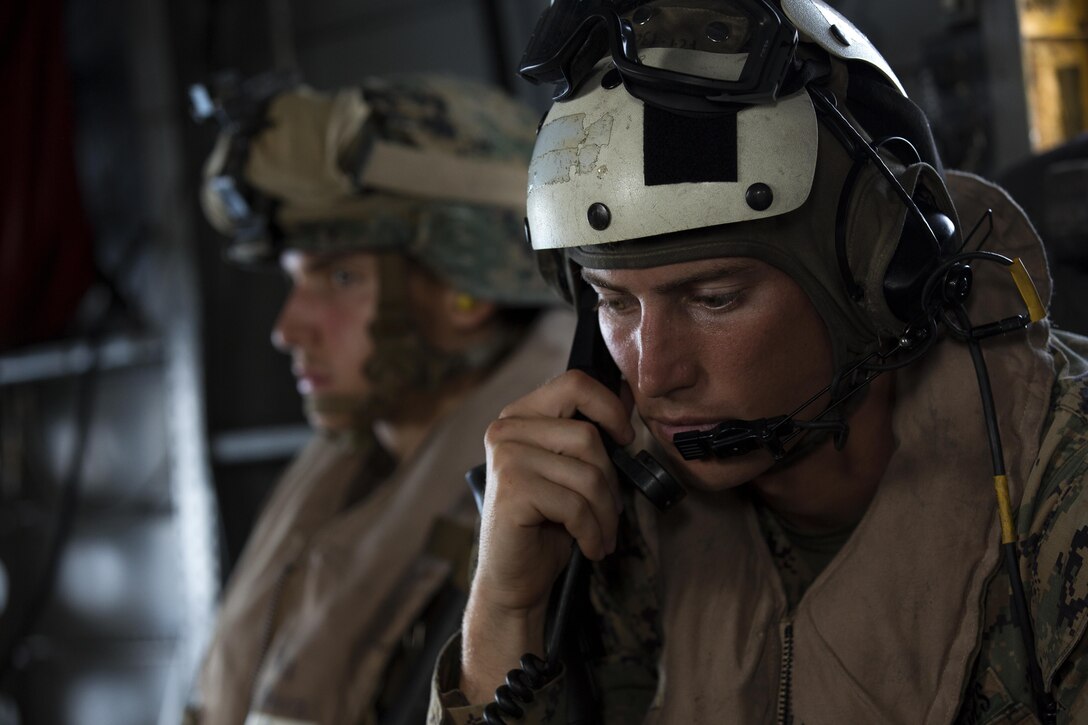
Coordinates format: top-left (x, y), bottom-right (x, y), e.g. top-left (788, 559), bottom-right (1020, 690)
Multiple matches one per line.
top-left (581, 260), bottom-right (754, 295)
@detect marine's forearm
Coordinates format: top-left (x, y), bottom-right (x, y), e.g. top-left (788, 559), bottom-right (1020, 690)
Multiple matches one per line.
top-left (459, 589), bottom-right (548, 704)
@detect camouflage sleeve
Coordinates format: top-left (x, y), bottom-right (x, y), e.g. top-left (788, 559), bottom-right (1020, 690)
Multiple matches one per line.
top-left (426, 633), bottom-right (566, 725)
top-left (1024, 372), bottom-right (1088, 722)
top-left (1051, 633), bottom-right (1088, 722)
top-left (956, 367), bottom-right (1088, 725)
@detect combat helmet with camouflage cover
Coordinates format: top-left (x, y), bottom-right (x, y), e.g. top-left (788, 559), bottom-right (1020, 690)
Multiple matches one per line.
top-left (200, 72), bottom-right (555, 307)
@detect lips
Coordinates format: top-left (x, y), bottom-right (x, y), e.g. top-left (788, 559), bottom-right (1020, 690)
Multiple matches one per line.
top-left (645, 417), bottom-right (722, 442)
top-left (293, 364), bottom-right (331, 395)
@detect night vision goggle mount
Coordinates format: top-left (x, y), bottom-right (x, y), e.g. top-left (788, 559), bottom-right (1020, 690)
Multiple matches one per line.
top-left (189, 69), bottom-right (301, 260)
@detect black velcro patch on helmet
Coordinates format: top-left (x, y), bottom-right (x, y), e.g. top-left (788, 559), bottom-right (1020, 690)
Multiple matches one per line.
top-left (643, 105), bottom-right (738, 186)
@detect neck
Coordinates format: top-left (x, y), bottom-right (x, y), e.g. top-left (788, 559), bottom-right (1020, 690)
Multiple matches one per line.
top-left (373, 369), bottom-right (488, 462)
top-left (751, 372), bottom-right (897, 534)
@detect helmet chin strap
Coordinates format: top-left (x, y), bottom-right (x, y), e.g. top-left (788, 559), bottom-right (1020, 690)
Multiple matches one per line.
top-left (672, 212), bottom-right (1029, 469)
top-left (672, 328), bottom-right (934, 465)
top-left (672, 357), bottom-right (870, 464)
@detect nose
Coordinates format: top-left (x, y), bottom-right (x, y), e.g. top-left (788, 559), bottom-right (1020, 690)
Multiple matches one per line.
top-left (632, 307), bottom-right (698, 400)
top-left (271, 287), bottom-right (316, 353)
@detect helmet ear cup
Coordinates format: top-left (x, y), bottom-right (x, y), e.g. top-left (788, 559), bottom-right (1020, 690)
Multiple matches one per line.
top-left (882, 198), bottom-right (957, 324)
top-left (838, 158), bottom-right (961, 334)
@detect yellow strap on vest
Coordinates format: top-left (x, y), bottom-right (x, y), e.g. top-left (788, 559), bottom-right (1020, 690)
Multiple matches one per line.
top-left (1009, 257), bottom-right (1046, 323)
top-left (993, 474), bottom-right (1017, 545)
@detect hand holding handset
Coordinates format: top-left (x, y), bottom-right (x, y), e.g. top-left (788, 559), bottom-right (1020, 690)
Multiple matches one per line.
top-left (471, 281), bottom-right (685, 724)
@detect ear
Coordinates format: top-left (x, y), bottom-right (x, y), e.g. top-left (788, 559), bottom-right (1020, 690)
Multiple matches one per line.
top-left (442, 290), bottom-right (497, 331)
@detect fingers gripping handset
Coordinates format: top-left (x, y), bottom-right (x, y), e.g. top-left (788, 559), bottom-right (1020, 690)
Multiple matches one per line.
top-left (467, 279), bottom-right (684, 724)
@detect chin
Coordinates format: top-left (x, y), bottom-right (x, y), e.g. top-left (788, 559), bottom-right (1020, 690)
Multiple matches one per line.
top-left (302, 389), bottom-right (370, 434)
top-left (308, 413), bottom-right (353, 434)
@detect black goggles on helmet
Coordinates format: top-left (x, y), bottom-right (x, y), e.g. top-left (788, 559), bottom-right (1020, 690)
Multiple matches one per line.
top-left (519, 0), bottom-right (799, 106)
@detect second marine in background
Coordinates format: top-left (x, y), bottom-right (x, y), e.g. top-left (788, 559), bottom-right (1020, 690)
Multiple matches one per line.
top-left (185, 74), bottom-right (571, 724)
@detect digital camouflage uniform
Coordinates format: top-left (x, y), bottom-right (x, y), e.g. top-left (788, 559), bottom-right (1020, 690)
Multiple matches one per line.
top-left (960, 331), bottom-right (1088, 724)
top-left (428, 175), bottom-right (1088, 724)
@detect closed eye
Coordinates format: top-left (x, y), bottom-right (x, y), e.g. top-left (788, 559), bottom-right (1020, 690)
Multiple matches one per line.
top-left (690, 292), bottom-right (739, 311)
top-left (593, 292), bottom-right (636, 315)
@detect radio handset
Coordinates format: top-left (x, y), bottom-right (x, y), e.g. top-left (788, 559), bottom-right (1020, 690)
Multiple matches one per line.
top-left (564, 280), bottom-right (686, 510)
top-left (474, 280), bottom-right (684, 724)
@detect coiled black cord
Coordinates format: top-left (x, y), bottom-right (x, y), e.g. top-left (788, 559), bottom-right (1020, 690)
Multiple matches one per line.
top-left (482, 548), bottom-right (587, 723)
top-left (485, 651), bottom-right (556, 721)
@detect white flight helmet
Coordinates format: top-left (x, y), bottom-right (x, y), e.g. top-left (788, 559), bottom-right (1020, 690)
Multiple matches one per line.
top-left (521, 0), bottom-right (960, 371)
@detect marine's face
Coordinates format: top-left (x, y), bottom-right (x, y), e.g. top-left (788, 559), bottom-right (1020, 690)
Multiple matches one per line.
top-left (272, 250), bottom-right (380, 431)
top-left (584, 256), bottom-right (835, 491)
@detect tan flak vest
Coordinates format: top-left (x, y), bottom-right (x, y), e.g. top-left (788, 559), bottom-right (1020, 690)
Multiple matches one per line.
top-left (639, 172), bottom-right (1058, 724)
top-left (189, 309), bottom-right (574, 725)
